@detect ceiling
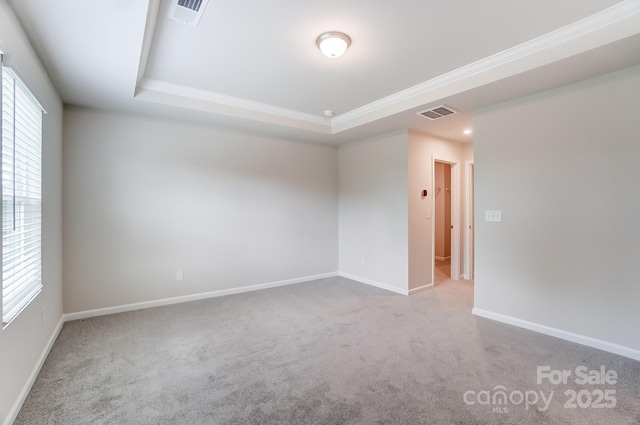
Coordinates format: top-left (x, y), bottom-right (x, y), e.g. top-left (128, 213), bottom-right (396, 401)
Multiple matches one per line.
top-left (6, 0), bottom-right (640, 144)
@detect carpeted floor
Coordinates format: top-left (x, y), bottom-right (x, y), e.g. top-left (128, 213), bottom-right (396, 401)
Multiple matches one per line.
top-left (14, 277), bottom-right (640, 424)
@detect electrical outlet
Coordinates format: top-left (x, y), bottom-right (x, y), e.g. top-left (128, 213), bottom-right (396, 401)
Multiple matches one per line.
top-left (485, 210), bottom-right (502, 222)
top-left (360, 257), bottom-right (365, 265)
top-left (176, 270), bottom-right (184, 281)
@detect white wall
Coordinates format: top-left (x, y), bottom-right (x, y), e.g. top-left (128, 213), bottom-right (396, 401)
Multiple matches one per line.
top-left (474, 65), bottom-right (640, 355)
top-left (0, 3), bottom-right (63, 424)
top-left (63, 107), bottom-right (338, 313)
top-left (338, 131), bottom-right (409, 293)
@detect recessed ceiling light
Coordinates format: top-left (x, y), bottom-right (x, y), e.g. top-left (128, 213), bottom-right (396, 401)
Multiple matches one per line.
top-left (463, 129), bottom-right (472, 135)
top-left (316, 32), bottom-right (351, 58)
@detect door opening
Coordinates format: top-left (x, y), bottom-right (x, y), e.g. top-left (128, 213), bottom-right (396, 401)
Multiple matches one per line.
top-left (431, 155), bottom-right (460, 286)
top-left (434, 161), bottom-right (452, 285)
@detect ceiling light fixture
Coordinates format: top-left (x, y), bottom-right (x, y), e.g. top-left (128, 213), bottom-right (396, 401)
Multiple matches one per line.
top-left (316, 32), bottom-right (351, 58)
top-left (463, 129), bottom-right (472, 135)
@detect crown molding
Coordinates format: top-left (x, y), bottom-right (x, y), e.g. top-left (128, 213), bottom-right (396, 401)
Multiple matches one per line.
top-left (133, 0), bottom-right (640, 136)
top-left (133, 0), bottom-right (329, 134)
top-left (136, 78), bottom-right (331, 133)
top-left (332, 0), bottom-right (640, 133)
top-left (135, 0), bottom-right (160, 89)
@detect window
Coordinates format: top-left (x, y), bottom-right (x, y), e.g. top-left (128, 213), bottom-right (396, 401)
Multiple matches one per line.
top-left (1, 57), bottom-right (44, 326)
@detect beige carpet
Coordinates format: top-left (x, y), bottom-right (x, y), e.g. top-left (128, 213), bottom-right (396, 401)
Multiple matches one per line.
top-left (14, 277), bottom-right (640, 424)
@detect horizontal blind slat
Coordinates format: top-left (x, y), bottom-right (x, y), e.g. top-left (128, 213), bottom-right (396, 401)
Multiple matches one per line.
top-left (3, 264), bottom-right (41, 292)
top-left (2, 65), bottom-right (44, 325)
top-left (3, 285), bottom-right (41, 323)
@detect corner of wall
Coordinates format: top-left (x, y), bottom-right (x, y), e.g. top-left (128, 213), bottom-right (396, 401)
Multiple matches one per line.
top-left (338, 130), bottom-right (409, 292)
top-left (0, 3), bottom-right (65, 423)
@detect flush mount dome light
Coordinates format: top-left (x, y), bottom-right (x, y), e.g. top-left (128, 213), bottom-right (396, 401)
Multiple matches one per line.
top-left (316, 32), bottom-right (351, 58)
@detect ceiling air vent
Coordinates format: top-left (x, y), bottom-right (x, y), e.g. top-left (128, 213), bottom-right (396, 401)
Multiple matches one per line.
top-left (169, 0), bottom-right (210, 27)
top-left (417, 105), bottom-right (459, 120)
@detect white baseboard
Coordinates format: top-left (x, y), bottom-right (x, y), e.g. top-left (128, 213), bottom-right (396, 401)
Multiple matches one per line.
top-left (472, 308), bottom-right (640, 362)
top-left (338, 272), bottom-right (408, 296)
top-left (409, 283), bottom-right (433, 295)
top-left (435, 256), bottom-right (451, 261)
top-left (3, 316), bottom-right (64, 425)
top-left (65, 272), bottom-right (339, 322)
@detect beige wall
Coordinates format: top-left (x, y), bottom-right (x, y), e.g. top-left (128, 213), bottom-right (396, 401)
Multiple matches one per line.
top-left (338, 131), bottom-right (409, 292)
top-left (0, 3), bottom-right (64, 423)
top-left (339, 130), bottom-right (472, 294)
top-left (408, 130), bottom-right (471, 291)
top-left (474, 65), bottom-right (640, 353)
top-left (63, 107), bottom-right (339, 313)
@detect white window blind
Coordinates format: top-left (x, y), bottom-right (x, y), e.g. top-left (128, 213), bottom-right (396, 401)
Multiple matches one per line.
top-left (1, 61), bottom-right (43, 326)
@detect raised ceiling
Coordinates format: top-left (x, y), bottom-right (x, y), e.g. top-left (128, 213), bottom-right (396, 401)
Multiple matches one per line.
top-left (7, 0), bottom-right (640, 144)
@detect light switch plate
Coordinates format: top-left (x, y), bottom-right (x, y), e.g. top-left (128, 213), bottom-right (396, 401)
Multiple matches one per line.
top-left (485, 210), bottom-right (502, 222)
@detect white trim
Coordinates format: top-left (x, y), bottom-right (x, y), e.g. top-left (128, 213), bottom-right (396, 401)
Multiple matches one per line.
top-left (0, 55), bottom-right (47, 115)
top-left (134, 0), bottom-right (160, 89)
top-left (434, 256), bottom-right (451, 261)
top-left (131, 1), bottom-right (640, 135)
top-left (64, 272), bottom-right (339, 322)
top-left (338, 272), bottom-right (408, 296)
top-left (451, 161), bottom-right (461, 281)
top-left (4, 273), bottom-right (338, 423)
top-left (331, 0), bottom-right (640, 133)
top-left (3, 316), bottom-right (64, 425)
top-left (464, 160), bottom-right (474, 281)
top-left (135, 78), bottom-right (331, 134)
top-left (409, 283), bottom-right (433, 295)
top-left (472, 308), bottom-right (640, 362)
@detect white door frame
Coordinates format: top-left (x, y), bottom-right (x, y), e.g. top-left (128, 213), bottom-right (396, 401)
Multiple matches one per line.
top-left (432, 155), bottom-right (460, 283)
top-left (464, 160), bottom-right (474, 280)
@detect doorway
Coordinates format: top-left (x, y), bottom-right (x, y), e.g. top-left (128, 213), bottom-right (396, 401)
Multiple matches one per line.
top-left (434, 162), bottom-right (452, 285)
top-left (431, 156), bottom-right (460, 286)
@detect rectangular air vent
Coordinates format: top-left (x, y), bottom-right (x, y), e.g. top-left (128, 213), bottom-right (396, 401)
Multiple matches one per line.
top-left (417, 105), bottom-right (459, 120)
top-left (170, 0), bottom-right (210, 26)
top-left (179, 0), bottom-right (204, 11)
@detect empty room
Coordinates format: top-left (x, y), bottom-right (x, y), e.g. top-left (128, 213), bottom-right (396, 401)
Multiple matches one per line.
top-left (1, 1), bottom-right (639, 424)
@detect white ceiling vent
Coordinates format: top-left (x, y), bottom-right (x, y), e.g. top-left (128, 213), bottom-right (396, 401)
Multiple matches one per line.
top-left (169, 0), bottom-right (210, 27)
top-left (417, 105), bottom-right (459, 120)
